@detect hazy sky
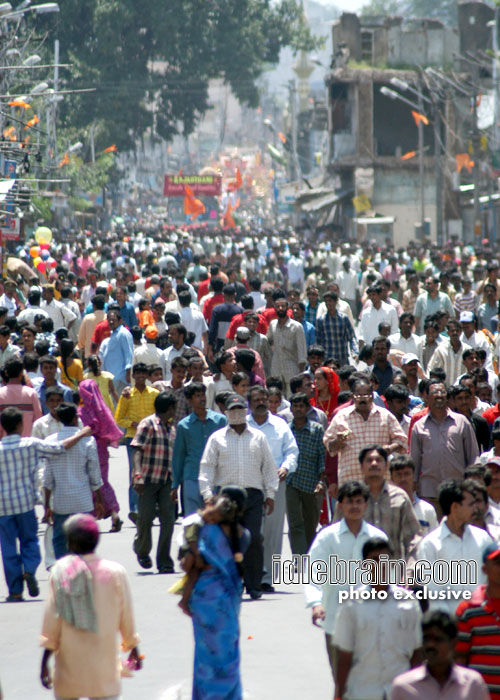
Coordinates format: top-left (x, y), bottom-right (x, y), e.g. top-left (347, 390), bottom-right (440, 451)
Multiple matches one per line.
top-left (315, 0), bottom-right (366, 11)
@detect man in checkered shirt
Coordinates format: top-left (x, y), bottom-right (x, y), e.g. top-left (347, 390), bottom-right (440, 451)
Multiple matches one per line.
top-left (324, 377), bottom-right (407, 486)
top-left (131, 391), bottom-right (178, 573)
top-left (0, 406), bottom-right (93, 602)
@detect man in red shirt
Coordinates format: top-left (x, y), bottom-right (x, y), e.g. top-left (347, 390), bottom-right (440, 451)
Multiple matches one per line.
top-left (225, 300), bottom-right (268, 342)
top-left (91, 305), bottom-right (122, 354)
top-left (483, 400), bottom-right (500, 427)
top-left (260, 288), bottom-right (293, 325)
top-left (202, 278), bottom-right (225, 323)
top-left (456, 543), bottom-right (500, 700)
top-left (197, 265), bottom-right (228, 302)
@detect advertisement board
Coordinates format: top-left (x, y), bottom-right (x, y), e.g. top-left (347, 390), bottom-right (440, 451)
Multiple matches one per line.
top-left (163, 174), bottom-right (222, 197)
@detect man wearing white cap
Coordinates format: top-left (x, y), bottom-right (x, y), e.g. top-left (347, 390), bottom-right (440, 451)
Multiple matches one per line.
top-left (460, 311), bottom-right (492, 366)
top-left (401, 353), bottom-right (421, 396)
top-left (227, 326), bottom-right (265, 383)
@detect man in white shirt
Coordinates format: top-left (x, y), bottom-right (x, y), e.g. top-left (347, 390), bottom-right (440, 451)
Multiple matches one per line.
top-left (388, 313), bottom-right (420, 355)
top-left (132, 325), bottom-right (164, 368)
top-left (359, 284), bottom-right (398, 346)
top-left (160, 323), bottom-right (189, 381)
top-left (460, 310), bottom-right (493, 366)
top-left (247, 386), bottom-right (298, 593)
top-left (177, 290), bottom-right (208, 353)
top-left (337, 258), bottom-right (359, 308)
top-left (416, 478), bottom-right (492, 615)
top-left (389, 454), bottom-right (438, 534)
top-left (59, 286), bottom-right (81, 344)
top-left (0, 279), bottom-right (18, 317)
top-left (335, 537), bottom-right (422, 700)
top-left (305, 481), bottom-right (387, 683)
top-left (287, 248), bottom-right (305, 291)
top-left (17, 289), bottom-right (49, 325)
top-left (41, 284), bottom-right (77, 332)
top-left (199, 394), bottom-right (278, 599)
top-left (248, 278), bottom-right (266, 311)
top-left (205, 350), bottom-right (235, 411)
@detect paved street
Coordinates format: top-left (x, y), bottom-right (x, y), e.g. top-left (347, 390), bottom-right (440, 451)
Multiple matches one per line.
top-left (0, 445), bottom-right (332, 700)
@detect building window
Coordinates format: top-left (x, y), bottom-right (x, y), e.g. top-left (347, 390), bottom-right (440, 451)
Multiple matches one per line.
top-left (361, 30), bottom-right (374, 65)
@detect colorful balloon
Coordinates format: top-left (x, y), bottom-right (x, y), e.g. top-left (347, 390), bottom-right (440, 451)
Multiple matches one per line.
top-left (39, 243), bottom-right (50, 251)
top-left (34, 226), bottom-right (52, 244)
top-left (48, 257), bottom-right (57, 268)
top-left (41, 250), bottom-right (50, 260)
top-left (29, 246), bottom-right (39, 258)
top-left (33, 256), bottom-right (42, 266)
top-left (36, 260), bottom-right (46, 274)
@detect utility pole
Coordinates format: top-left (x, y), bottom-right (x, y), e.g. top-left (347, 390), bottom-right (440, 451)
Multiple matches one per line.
top-left (417, 89), bottom-right (425, 229)
top-left (433, 95), bottom-right (444, 246)
top-left (492, 5), bottom-right (499, 151)
top-left (53, 39), bottom-right (59, 164)
top-left (289, 79), bottom-right (298, 181)
top-left (472, 75), bottom-right (481, 239)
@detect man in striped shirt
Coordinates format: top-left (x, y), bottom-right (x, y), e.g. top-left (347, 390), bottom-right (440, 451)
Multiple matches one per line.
top-left (456, 543), bottom-right (500, 700)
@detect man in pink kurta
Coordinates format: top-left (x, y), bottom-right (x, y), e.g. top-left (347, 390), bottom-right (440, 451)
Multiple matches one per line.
top-left (40, 514), bottom-right (141, 699)
top-left (0, 358), bottom-right (42, 437)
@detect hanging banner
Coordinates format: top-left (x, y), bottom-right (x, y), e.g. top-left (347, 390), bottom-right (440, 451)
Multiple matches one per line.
top-left (163, 174), bottom-right (222, 197)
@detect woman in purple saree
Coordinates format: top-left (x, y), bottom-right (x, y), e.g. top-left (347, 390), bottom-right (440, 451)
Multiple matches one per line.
top-left (78, 378), bottom-right (124, 532)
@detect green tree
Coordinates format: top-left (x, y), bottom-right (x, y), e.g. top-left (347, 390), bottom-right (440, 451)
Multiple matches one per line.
top-left (360, 0), bottom-right (457, 24)
top-left (39, 0), bottom-right (318, 151)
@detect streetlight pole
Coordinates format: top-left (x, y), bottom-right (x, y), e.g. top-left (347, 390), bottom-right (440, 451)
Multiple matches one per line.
top-left (418, 89), bottom-right (425, 229)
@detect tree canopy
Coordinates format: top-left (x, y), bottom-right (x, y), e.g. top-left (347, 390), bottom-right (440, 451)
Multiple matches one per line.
top-left (361, 0), bottom-right (457, 24)
top-left (44, 0), bottom-right (317, 151)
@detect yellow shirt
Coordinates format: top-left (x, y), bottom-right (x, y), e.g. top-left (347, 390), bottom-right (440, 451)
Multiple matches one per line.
top-left (83, 370), bottom-right (115, 413)
top-left (58, 358), bottom-right (84, 389)
top-left (114, 385), bottom-right (159, 438)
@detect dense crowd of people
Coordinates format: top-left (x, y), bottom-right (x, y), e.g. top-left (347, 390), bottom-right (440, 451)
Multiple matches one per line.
top-left (3, 227), bottom-right (500, 698)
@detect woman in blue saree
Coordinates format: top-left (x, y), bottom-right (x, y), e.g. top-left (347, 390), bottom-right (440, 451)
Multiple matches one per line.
top-left (189, 486), bottom-right (250, 700)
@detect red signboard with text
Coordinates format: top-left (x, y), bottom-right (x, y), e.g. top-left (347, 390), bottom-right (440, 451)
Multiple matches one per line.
top-left (163, 174), bottom-right (222, 197)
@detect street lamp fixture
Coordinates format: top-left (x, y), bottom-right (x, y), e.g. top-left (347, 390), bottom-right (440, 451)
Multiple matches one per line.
top-left (23, 54), bottom-right (41, 66)
top-left (31, 3), bottom-right (59, 12)
top-left (380, 86), bottom-right (399, 100)
top-left (30, 81), bottom-right (48, 94)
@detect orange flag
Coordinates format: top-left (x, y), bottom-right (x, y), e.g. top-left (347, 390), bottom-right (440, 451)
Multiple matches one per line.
top-left (104, 144), bottom-right (117, 152)
top-left (3, 126), bottom-right (15, 140)
top-left (411, 110), bottom-right (429, 127)
top-left (183, 185), bottom-right (205, 220)
top-left (401, 150), bottom-right (417, 160)
top-left (223, 202), bottom-right (235, 228)
top-left (58, 152), bottom-right (70, 168)
top-left (456, 153), bottom-right (474, 174)
top-left (235, 167), bottom-right (242, 189)
top-left (8, 100), bottom-right (31, 109)
top-left (277, 132), bottom-right (287, 144)
top-left (227, 167), bottom-right (243, 192)
top-left (24, 115), bottom-right (39, 129)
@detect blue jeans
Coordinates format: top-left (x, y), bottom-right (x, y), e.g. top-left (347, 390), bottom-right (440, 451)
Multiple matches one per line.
top-left (53, 513), bottom-right (71, 560)
top-left (182, 479), bottom-right (202, 515)
top-left (0, 510), bottom-right (41, 595)
top-left (125, 438), bottom-right (138, 513)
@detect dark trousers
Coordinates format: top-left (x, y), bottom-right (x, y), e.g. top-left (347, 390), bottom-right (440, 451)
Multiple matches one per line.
top-left (0, 510), bottom-right (41, 595)
top-left (134, 479), bottom-right (175, 570)
top-left (241, 488), bottom-right (264, 593)
top-left (286, 484), bottom-right (320, 555)
top-left (53, 513), bottom-right (71, 559)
